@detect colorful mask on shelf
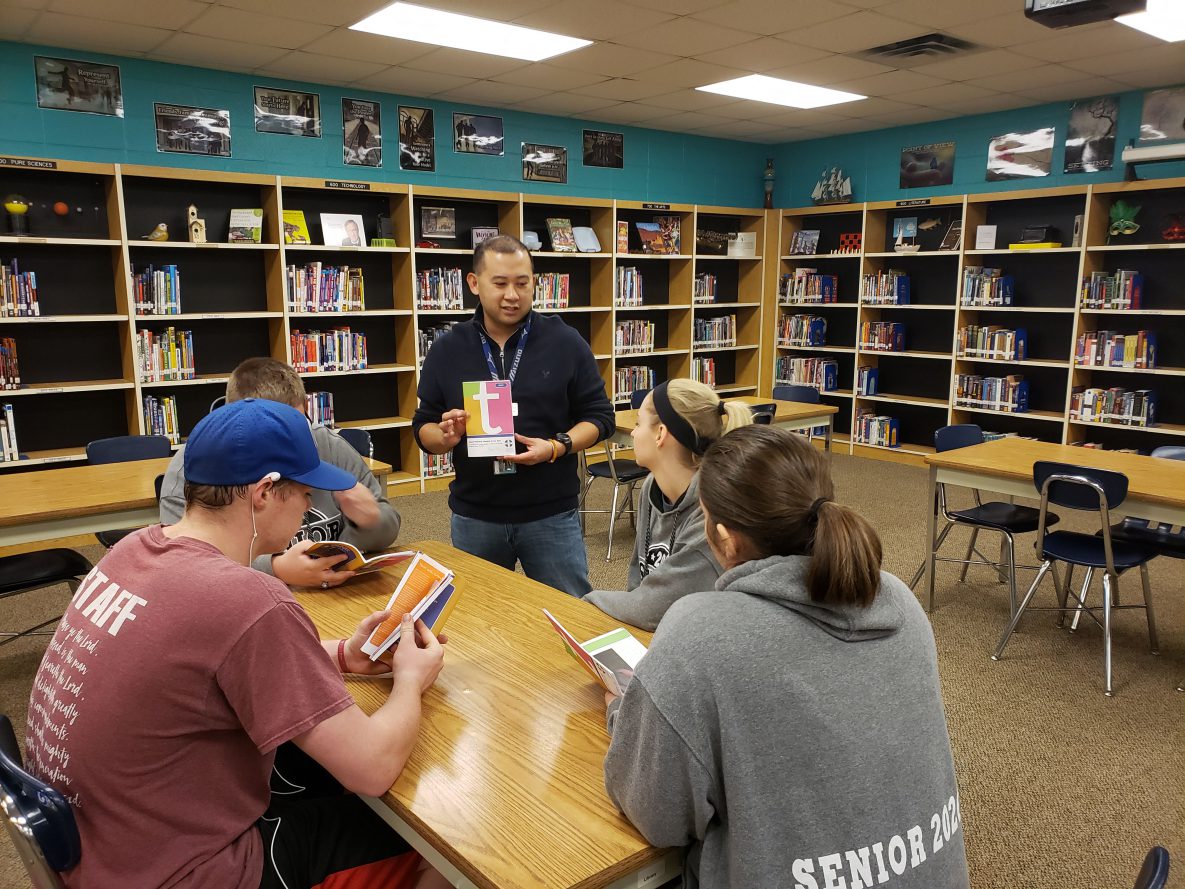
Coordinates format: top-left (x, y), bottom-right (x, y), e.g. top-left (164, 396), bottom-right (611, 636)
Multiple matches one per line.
top-left (1107, 200), bottom-right (1141, 240)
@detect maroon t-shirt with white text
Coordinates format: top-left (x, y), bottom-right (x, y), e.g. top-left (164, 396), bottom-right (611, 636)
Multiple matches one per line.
top-left (26, 525), bottom-right (354, 888)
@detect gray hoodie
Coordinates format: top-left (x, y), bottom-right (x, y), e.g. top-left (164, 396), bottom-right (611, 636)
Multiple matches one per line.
top-left (604, 555), bottom-right (969, 889)
top-left (585, 473), bottom-right (722, 631)
top-left (159, 424), bottom-right (401, 574)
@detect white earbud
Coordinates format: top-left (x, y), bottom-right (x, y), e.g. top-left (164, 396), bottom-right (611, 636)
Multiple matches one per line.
top-left (264, 471), bottom-right (281, 483)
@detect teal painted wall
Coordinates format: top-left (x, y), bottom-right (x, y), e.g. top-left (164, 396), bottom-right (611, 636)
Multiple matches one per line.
top-left (773, 87), bottom-right (1185, 208)
top-left (0, 41), bottom-right (768, 207)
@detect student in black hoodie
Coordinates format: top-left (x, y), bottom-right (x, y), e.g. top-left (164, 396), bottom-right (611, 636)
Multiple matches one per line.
top-left (413, 235), bottom-right (614, 597)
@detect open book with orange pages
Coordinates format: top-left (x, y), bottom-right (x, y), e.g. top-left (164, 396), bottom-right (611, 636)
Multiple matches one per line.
top-left (543, 610), bottom-right (647, 697)
top-left (304, 541), bottom-right (414, 575)
top-left (361, 552), bottom-right (457, 661)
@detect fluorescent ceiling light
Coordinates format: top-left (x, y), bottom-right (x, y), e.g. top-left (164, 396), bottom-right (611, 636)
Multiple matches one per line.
top-left (697, 74), bottom-right (865, 109)
top-left (1116, 0), bottom-right (1185, 41)
top-left (350, 2), bottom-right (592, 61)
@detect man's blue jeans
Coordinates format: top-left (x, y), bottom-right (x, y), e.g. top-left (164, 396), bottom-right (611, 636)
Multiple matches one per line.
top-left (450, 508), bottom-right (591, 598)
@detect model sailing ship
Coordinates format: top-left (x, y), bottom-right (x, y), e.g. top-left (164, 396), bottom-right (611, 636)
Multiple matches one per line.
top-left (811, 167), bottom-right (853, 205)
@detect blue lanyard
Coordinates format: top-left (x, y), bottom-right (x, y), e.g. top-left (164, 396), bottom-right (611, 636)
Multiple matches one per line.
top-left (477, 318), bottom-right (530, 384)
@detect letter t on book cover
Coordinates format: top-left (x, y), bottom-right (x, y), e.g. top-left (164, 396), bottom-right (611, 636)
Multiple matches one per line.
top-left (464, 379), bottom-right (516, 457)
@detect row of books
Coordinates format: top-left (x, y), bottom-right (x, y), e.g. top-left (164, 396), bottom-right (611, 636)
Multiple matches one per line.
top-left (961, 268), bottom-right (1015, 307)
top-left (535, 273), bottom-right (570, 310)
top-left (614, 320), bottom-right (656, 355)
top-left (306, 390), bottom-right (334, 427)
top-left (137, 328), bottom-right (195, 382)
top-left (616, 267), bottom-right (644, 306)
top-left (859, 321), bottom-right (906, 352)
top-left (954, 374), bottom-right (1030, 413)
top-left (774, 356), bottom-right (838, 391)
top-left (858, 366), bottom-right (879, 396)
top-left (0, 403), bottom-right (19, 461)
top-left (418, 322), bottom-right (458, 362)
top-left (142, 394), bottom-right (180, 445)
top-left (1070, 386), bottom-right (1157, 427)
top-left (693, 315), bottom-right (736, 349)
top-left (1074, 329), bottom-right (1156, 369)
top-left (778, 314), bottom-right (827, 347)
top-left (957, 325), bottom-right (1027, 361)
top-left (693, 273), bottom-right (717, 305)
top-left (691, 356), bottom-right (716, 387)
top-left (422, 450), bottom-right (454, 478)
top-left (860, 271), bottom-right (910, 305)
top-left (614, 365), bottom-right (655, 403)
top-left (286, 264), bottom-right (366, 313)
top-left (779, 270), bottom-right (839, 304)
top-left (0, 337), bottom-right (19, 389)
top-left (133, 264), bottom-right (181, 316)
top-left (1081, 270), bottom-right (1143, 310)
top-left (1, 259), bottom-right (39, 317)
top-left (855, 409), bottom-right (899, 448)
top-left (416, 268), bottom-right (465, 310)
top-left (290, 328), bottom-right (368, 373)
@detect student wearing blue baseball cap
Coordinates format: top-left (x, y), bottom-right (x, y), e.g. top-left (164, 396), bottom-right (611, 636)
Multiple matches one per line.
top-left (26, 398), bottom-right (450, 889)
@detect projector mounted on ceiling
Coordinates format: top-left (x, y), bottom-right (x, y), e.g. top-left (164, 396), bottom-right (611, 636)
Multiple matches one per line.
top-left (1024, 0), bottom-right (1146, 28)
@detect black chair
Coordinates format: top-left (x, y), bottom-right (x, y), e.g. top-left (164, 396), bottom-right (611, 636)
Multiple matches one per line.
top-left (748, 402), bottom-right (777, 425)
top-left (578, 444), bottom-right (649, 561)
top-left (337, 427), bottom-right (373, 459)
top-left (773, 384), bottom-right (824, 439)
top-left (1132, 846), bottom-right (1169, 889)
top-left (909, 425), bottom-right (1057, 614)
top-left (0, 714), bottom-right (80, 887)
top-left (992, 461), bottom-right (1158, 696)
top-left (0, 550), bottom-right (92, 648)
top-left (87, 436), bottom-right (172, 548)
top-left (630, 388), bottom-right (650, 409)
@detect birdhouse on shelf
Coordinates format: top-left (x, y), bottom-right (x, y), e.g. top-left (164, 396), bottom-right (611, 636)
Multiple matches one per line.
top-left (187, 204), bottom-right (207, 244)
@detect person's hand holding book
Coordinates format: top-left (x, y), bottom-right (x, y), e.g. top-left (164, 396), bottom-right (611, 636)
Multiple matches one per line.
top-left (274, 539), bottom-right (356, 588)
top-left (390, 614), bottom-right (446, 694)
top-left (501, 433), bottom-right (555, 466)
top-left (438, 408), bottom-right (469, 451)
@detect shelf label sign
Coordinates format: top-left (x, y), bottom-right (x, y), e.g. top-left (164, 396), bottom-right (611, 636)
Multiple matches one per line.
top-left (641, 202), bottom-right (671, 210)
top-left (324, 180), bottom-right (370, 190)
top-left (896, 198), bottom-right (931, 207)
top-left (0, 157), bottom-right (57, 169)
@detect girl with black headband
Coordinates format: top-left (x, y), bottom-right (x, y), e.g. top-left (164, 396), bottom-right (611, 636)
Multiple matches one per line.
top-left (585, 379), bottom-right (752, 630)
top-left (602, 425), bottom-right (968, 889)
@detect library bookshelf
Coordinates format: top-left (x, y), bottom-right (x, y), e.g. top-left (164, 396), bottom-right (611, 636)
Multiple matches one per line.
top-left (0, 156), bottom-right (765, 494)
top-left (767, 178), bottom-right (1185, 465)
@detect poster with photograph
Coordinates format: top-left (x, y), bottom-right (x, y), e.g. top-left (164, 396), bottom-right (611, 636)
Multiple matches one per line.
top-left (421, 207), bottom-right (456, 239)
top-left (321, 213), bottom-right (366, 247)
top-left (342, 98), bottom-right (381, 167)
top-left (899, 142), bottom-right (955, 189)
top-left (453, 112), bottom-right (504, 155)
top-left (34, 56), bottom-right (123, 117)
top-left (254, 87), bottom-right (321, 137)
top-left (522, 143), bottom-right (568, 184)
top-left (986, 127), bottom-right (1054, 181)
top-left (154, 103), bottom-right (231, 157)
top-left (1065, 96), bottom-right (1117, 173)
top-left (583, 130), bottom-right (624, 168)
top-left (399, 105), bottom-right (435, 172)
top-left (1138, 86), bottom-right (1185, 143)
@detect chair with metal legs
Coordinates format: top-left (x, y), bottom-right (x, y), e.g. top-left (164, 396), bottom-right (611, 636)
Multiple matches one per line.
top-left (992, 461), bottom-right (1159, 696)
top-left (578, 443), bottom-right (649, 561)
top-left (1131, 846), bottom-right (1170, 889)
top-left (772, 384), bottom-right (822, 440)
top-left (0, 551), bottom-right (92, 648)
top-left (909, 425), bottom-right (1057, 614)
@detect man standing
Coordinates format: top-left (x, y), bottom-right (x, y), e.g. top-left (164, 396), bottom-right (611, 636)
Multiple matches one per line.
top-left (414, 235), bottom-right (614, 597)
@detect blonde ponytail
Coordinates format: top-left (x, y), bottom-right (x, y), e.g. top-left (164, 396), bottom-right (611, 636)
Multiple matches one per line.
top-left (720, 400), bottom-right (753, 434)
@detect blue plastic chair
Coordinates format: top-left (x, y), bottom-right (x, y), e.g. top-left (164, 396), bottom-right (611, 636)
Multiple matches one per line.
top-left (992, 461), bottom-right (1159, 696)
top-left (909, 425), bottom-right (1058, 614)
top-left (772, 383), bottom-right (820, 404)
top-left (0, 713), bottom-right (80, 886)
top-left (1132, 846), bottom-right (1169, 889)
top-left (1108, 446), bottom-right (1185, 557)
top-left (337, 427), bottom-right (373, 459)
top-left (629, 388), bottom-right (650, 409)
top-left (85, 435), bottom-right (172, 465)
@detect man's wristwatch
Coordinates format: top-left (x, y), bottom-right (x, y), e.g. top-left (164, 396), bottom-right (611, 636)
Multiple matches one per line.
top-left (555, 432), bottom-right (573, 456)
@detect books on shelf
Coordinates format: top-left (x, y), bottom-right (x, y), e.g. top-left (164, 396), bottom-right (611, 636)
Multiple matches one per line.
top-left (228, 209), bottom-right (263, 243)
top-left (304, 542), bottom-right (414, 575)
top-left (954, 374), bottom-right (1030, 413)
top-left (789, 230), bottom-right (821, 255)
top-left (422, 450), bottom-right (454, 478)
top-left (290, 328), bottom-right (368, 373)
top-left (694, 273), bottom-right (717, 304)
top-left (282, 210), bottom-right (311, 245)
top-left (142, 394), bottom-right (180, 444)
top-left (614, 319), bottom-right (656, 355)
top-left (860, 270), bottom-right (910, 305)
top-left (1071, 386), bottom-right (1157, 427)
top-left (418, 321), bottom-right (459, 364)
top-left (1, 338), bottom-right (21, 389)
top-left (615, 266), bottom-right (643, 307)
top-left (961, 267), bottom-right (1014, 307)
top-left (1, 259), bottom-right (39, 317)
top-left (775, 356), bottom-right (837, 392)
top-left (1075, 330), bottom-right (1156, 369)
top-left (0, 403), bottom-right (19, 461)
top-left (691, 356), bottom-right (716, 387)
top-left (779, 269), bottom-right (838, 304)
top-left (859, 321), bottom-right (906, 352)
top-left (133, 264), bottom-right (182, 315)
top-left (855, 409), bottom-right (899, 448)
top-left (693, 315), bottom-right (736, 349)
top-left (535, 273), bottom-right (570, 309)
top-left (777, 314), bottom-right (827, 347)
top-left (137, 328), bottom-right (195, 382)
top-left (1080, 270), bottom-right (1143, 310)
top-left (360, 552), bottom-right (456, 661)
top-left (416, 268), bottom-right (465, 310)
top-left (546, 218), bottom-right (576, 253)
top-left (857, 365), bottom-right (879, 396)
top-left (957, 325), bottom-right (1027, 361)
top-left (287, 263), bottom-right (365, 313)
top-left (306, 390), bottom-right (334, 427)
top-left (543, 609), bottom-right (647, 697)
top-left (614, 365), bottom-right (655, 404)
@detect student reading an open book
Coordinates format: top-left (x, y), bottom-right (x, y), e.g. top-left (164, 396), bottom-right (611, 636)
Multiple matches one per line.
top-left (585, 379), bottom-right (751, 630)
top-left (161, 357), bottom-right (401, 589)
top-left (602, 425), bottom-right (969, 889)
top-left (27, 399), bottom-right (449, 889)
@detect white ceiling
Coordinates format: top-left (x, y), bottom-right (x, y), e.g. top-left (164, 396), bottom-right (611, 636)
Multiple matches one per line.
top-left (3, 0), bottom-right (1184, 142)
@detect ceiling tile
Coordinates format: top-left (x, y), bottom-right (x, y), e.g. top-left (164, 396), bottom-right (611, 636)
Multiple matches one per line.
top-left (638, 58), bottom-right (749, 89)
top-left (690, 0), bottom-right (856, 36)
top-left (435, 80), bottom-right (552, 105)
top-left (403, 48), bottom-right (533, 80)
top-left (766, 126), bottom-right (829, 142)
top-left (214, 0), bottom-right (384, 27)
top-left (765, 53), bottom-right (893, 85)
top-left (621, 0), bottom-right (723, 14)
top-left (874, 0), bottom-right (996, 30)
top-left (255, 51), bottom-right (387, 85)
top-left (1113, 65), bottom-right (1185, 91)
top-left (895, 82), bottom-right (1001, 108)
top-left (512, 0), bottom-right (674, 42)
top-left (827, 69), bottom-right (945, 97)
top-left (0, 8), bottom-right (37, 39)
top-left (695, 37), bottom-right (829, 73)
top-left (691, 119), bottom-right (786, 138)
top-left (351, 67), bottom-right (477, 97)
top-left (506, 93), bottom-right (622, 116)
top-left (184, 5), bottom-right (332, 49)
top-left (1012, 22), bottom-right (1159, 64)
top-left (407, 0), bottom-right (550, 17)
top-left (942, 9), bottom-right (1057, 48)
top-left (910, 49), bottom-right (1044, 83)
top-left (966, 63), bottom-right (1088, 94)
top-left (709, 101), bottom-right (780, 120)
top-left (946, 93), bottom-right (1032, 114)
top-left (547, 42), bottom-right (680, 76)
top-left (845, 97), bottom-right (924, 117)
top-left (642, 110), bottom-right (737, 131)
top-left (775, 11), bottom-right (925, 54)
top-left (750, 107), bottom-right (853, 127)
top-left (643, 90), bottom-right (749, 112)
top-left (811, 118), bottom-right (883, 135)
top-left (867, 106), bottom-right (954, 126)
top-left (1022, 76), bottom-right (1130, 104)
top-left (149, 33), bottom-right (290, 70)
top-left (569, 77), bottom-right (676, 102)
top-left (1062, 42), bottom-right (1185, 76)
top-left (613, 17), bottom-right (755, 56)
top-left (491, 64), bottom-right (610, 92)
top-left (46, 0), bottom-right (206, 30)
top-left (298, 29), bottom-right (436, 66)
top-left (586, 102), bottom-right (675, 124)
top-left (26, 12), bottom-right (172, 54)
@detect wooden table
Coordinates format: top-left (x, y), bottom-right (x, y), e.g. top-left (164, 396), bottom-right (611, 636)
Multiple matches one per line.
top-left (612, 395), bottom-right (838, 451)
top-left (0, 457), bottom-right (391, 547)
top-left (295, 541), bottom-right (680, 889)
top-left (922, 438), bottom-right (1185, 607)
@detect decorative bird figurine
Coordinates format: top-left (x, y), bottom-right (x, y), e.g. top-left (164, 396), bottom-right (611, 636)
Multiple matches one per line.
top-left (141, 223), bottom-right (169, 241)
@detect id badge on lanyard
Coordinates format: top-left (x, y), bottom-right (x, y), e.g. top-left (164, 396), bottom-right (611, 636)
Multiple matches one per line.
top-left (479, 319), bottom-right (530, 475)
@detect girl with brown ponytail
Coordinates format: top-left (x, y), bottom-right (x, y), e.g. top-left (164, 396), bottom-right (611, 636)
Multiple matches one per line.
top-left (585, 379), bottom-right (752, 630)
top-left (603, 425), bottom-right (969, 889)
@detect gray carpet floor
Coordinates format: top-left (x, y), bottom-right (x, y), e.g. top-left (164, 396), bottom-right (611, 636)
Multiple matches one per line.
top-left (1, 452), bottom-right (1181, 887)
